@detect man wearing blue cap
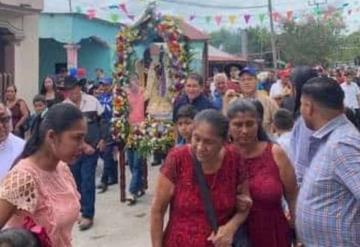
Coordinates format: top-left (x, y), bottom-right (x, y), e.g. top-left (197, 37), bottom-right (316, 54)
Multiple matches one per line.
top-left (239, 66), bottom-right (278, 133)
top-left (97, 78), bottom-right (118, 193)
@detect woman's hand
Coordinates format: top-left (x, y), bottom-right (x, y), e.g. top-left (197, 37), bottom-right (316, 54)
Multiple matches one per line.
top-left (207, 225), bottom-right (236, 247)
top-left (236, 194), bottom-right (253, 212)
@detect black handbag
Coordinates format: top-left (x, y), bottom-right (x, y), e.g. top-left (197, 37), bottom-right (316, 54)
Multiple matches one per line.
top-left (191, 153), bottom-right (250, 247)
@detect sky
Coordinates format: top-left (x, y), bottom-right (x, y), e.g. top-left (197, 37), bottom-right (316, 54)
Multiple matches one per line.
top-left (43, 0), bottom-right (360, 32)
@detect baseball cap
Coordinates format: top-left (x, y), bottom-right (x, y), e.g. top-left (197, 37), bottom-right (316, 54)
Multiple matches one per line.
top-left (239, 66), bottom-right (257, 77)
top-left (99, 77), bottom-right (113, 85)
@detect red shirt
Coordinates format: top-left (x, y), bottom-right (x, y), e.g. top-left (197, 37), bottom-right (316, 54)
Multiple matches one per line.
top-left (160, 145), bottom-right (247, 247)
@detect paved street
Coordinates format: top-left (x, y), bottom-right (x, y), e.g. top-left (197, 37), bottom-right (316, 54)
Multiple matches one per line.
top-left (72, 164), bottom-right (160, 247)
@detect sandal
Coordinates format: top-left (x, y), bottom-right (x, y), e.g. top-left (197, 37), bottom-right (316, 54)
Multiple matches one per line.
top-left (126, 196), bottom-right (137, 206)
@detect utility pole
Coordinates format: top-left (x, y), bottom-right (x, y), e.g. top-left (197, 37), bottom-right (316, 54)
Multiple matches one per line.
top-left (268, 0), bottom-right (277, 69)
top-left (68, 0), bottom-right (73, 13)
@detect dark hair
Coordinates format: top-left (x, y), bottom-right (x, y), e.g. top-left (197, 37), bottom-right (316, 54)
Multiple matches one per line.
top-left (193, 109), bottom-right (228, 140)
top-left (291, 66), bottom-right (318, 117)
top-left (12, 103), bottom-right (83, 167)
top-left (302, 77), bottom-right (344, 110)
top-left (175, 105), bottom-right (197, 122)
top-left (186, 73), bottom-right (204, 86)
top-left (32, 95), bottom-right (46, 105)
top-left (0, 229), bottom-right (40, 247)
top-left (273, 108), bottom-right (294, 131)
top-left (248, 99), bottom-right (264, 124)
top-left (6, 84), bottom-right (17, 93)
top-left (227, 99), bottom-right (270, 141)
top-left (40, 76), bottom-right (57, 95)
top-left (96, 68), bottom-right (104, 73)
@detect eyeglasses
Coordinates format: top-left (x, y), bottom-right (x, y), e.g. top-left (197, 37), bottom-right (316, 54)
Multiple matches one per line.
top-left (0, 116), bottom-right (11, 124)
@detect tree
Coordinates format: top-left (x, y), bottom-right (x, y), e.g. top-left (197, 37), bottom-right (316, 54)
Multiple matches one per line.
top-left (277, 14), bottom-right (345, 66)
top-left (209, 27), bottom-right (271, 57)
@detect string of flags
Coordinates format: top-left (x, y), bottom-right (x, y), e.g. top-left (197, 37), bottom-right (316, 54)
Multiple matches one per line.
top-left (74, 2), bottom-right (358, 26)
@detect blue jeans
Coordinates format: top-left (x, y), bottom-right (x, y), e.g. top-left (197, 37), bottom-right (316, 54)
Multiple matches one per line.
top-left (100, 144), bottom-right (118, 185)
top-left (70, 153), bottom-right (98, 219)
top-left (126, 149), bottom-right (144, 195)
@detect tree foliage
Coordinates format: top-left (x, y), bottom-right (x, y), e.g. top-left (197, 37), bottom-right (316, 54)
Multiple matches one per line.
top-left (208, 13), bottom-right (359, 67)
top-left (277, 15), bottom-right (345, 66)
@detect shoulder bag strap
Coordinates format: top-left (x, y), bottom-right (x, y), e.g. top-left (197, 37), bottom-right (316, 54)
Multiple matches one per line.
top-left (191, 153), bottom-right (219, 233)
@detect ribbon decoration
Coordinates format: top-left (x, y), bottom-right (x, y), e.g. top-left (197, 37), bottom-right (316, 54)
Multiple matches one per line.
top-left (214, 15), bottom-right (222, 26)
top-left (244, 14), bottom-right (251, 24)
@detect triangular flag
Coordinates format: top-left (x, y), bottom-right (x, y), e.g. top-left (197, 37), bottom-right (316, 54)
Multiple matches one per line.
top-left (128, 15), bottom-right (135, 21)
top-left (215, 15), bottom-right (222, 26)
top-left (259, 13), bottom-right (266, 23)
top-left (244, 14), bottom-right (251, 24)
top-left (86, 9), bottom-right (96, 19)
top-left (189, 15), bottom-right (196, 21)
top-left (272, 12), bottom-right (279, 22)
top-left (205, 16), bottom-right (212, 24)
top-left (228, 15), bottom-right (237, 25)
top-left (109, 4), bottom-right (119, 9)
top-left (314, 6), bottom-right (321, 15)
top-left (348, 9), bottom-right (352, 15)
top-left (119, 3), bottom-right (128, 15)
top-left (286, 11), bottom-right (293, 21)
top-left (110, 13), bottom-right (120, 23)
top-left (75, 6), bottom-right (82, 13)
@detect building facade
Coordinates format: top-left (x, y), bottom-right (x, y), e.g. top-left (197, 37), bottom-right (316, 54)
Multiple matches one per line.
top-left (0, 0), bottom-right (43, 103)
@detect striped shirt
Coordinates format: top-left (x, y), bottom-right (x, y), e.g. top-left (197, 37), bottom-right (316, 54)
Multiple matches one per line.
top-left (289, 117), bottom-right (314, 186)
top-left (296, 114), bottom-right (360, 246)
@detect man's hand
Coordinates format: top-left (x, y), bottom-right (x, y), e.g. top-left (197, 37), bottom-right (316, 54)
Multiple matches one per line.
top-left (97, 139), bottom-right (106, 152)
top-left (83, 143), bottom-right (96, 155)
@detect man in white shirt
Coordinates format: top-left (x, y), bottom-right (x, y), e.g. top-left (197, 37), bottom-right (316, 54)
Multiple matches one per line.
top-left (270, 69), bottom-right (292, 106)
top-left (0, 103), bottom-right (25, 181)
top-left (341, 70), bottom-right (360, 110)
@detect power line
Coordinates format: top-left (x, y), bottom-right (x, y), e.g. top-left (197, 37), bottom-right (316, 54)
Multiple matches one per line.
top-left (157, 0), bottom-right (268, 9)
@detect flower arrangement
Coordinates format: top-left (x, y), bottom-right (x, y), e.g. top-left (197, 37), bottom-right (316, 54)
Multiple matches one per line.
top-left (115, 27), bottom-right (140, 85)
top-left (156, 16), bottom-right (187, 78)
top-left (126, 117), bottom-right (175, 157)
top-left (111, 86), bottom-right (130, 145)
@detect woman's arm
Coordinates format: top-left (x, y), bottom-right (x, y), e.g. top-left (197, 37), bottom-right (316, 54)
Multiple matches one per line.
top-left (150, 173), bottom-right (175, 247)
top-left (15, 100), bottom-right (29, 129)
top-left (0, 200), bottom-right (15, 228)
top-left (208, 180), bottom-right (251, 246)
top-left (272, 144), bottom-right (298, 227)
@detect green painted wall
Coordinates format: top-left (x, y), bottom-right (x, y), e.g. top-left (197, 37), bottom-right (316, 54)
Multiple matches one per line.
top-left (78, 38), bottom-right (113, 80)
top-left (39, 38), bottom-right (67, 83)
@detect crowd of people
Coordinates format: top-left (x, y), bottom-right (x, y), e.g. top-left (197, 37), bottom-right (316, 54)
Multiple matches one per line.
top-left (0, 64), bottom-right (359, 247)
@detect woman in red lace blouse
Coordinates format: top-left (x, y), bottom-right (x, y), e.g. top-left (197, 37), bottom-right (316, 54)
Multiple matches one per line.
top-left (151, 109), bottom-right (251, 247)
top-left (227, 99), bottom-right (298, 247)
